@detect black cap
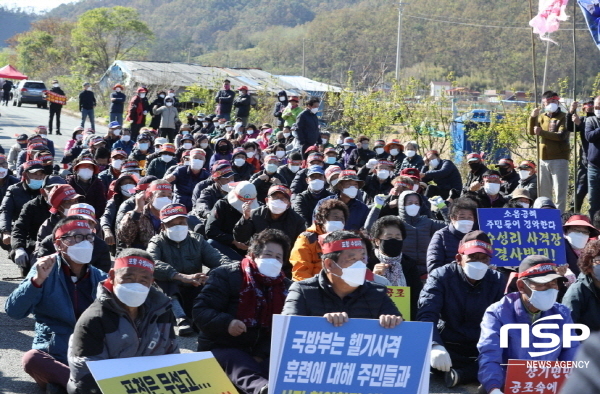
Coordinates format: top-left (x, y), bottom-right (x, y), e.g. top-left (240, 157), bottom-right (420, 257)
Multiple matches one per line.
top-left (518, 255), bottom-right (565, 284)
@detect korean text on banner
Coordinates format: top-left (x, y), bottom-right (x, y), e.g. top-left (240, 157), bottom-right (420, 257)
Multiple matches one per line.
top-left (269, 314), bottom-right (432, 394)
top-left (86, 352), bottom-right (237, 394)
top-left (386, 286), bottom-right (411, 321)
top-left (504, 359), bottom-right (572, 393)
top-left (477, 208), bottom-right (566, 267)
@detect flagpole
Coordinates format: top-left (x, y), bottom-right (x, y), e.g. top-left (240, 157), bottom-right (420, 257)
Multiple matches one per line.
top-left (528, 0), bottom-right (541, 195)
top-left (572, 0), bottom-right (578, 211)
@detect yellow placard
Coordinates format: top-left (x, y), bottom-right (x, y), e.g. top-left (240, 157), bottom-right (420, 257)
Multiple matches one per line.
top-left (386, 286), bottom-right (411, 321)
top-left (95, 356), bottom-right (236, 394)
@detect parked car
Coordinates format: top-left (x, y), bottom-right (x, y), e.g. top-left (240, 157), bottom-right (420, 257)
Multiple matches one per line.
top-left (13, 80), bottom-right (47, 108)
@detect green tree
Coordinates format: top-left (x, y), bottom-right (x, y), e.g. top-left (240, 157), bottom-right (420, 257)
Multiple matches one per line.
top-left (71, 6), bottom-right (154, 77)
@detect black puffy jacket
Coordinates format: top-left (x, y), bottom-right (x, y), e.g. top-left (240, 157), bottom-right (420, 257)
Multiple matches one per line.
top-left (249, 170), bottom-right (288, 202)
top-left (12, 195), bottom-right (51, 252)
top-left (205, 198), bottom-right (242, 248)
top-left (292, 188), bottom-right (333, 227)
top-left (195, 183), bottom-right (226, 219)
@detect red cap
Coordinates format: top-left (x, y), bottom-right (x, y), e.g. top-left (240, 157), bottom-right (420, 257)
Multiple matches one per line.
top-left (159, 203), bottom-right (188, 222)
top-left (320, 237), bottom-right (363, 254)
top-left (268, 185), bottom-right (291, 200)
top-left (237, 85), bottom-right (249, 91)
top-left (48, 185), bottom-right (81, 213)
top-left (467, 153), bottom-right (482, 162)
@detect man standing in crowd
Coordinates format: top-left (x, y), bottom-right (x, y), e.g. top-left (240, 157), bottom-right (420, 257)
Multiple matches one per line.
top-left (78, 82), bottom-right (96, 131)
top-left (109, 84), bottom-right (126, 126)
top-left (233, 86), bottom-right (252, 125)
top-left (585, 95), bottom-right (600, 221)
top-left (528, 90), bottom-right (569, 211)
top-left (215, 79), bottom-right (235, 121)
top-left (296, 97), bottom-right (321, 158)
top-left (47, 80), bottom-right (64, 135)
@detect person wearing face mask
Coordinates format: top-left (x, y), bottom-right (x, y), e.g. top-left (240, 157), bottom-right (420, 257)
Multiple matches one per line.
top-left (492, 158), bottom-right (518, 196)
top-left (141, 136), bottom-right (168, 172)
top-left (478, 255), bottom-right (578, 394)
top-left (47, 79), bottom-right (65, 135)
top-left (175, 132), bottom-right (194, 160)
top-left (34, 184), bottom-right (83, 244)
top-left (339, 137), bottom-right (357, 170)
top-left (292, 165), bottom-right (334, 227)
top-left (566, 100), bottom-right (594, 213)
top-left (249, 154), bottom-right (286, 202)
top-left (506, 188), bottom-right (534, 210)
top-left (419, 231), bottom-right (504, 388)
top-left (67, 159), bottom-right (107, 217)
top-left (420, 150), bottom-right (463, 200)
top-left (347, 135), bottom-right (375, 168)
top-left (323, 147), bottom-right (343, 168)
top-left (129, 133), bottom-right (153, 168)
top-left (8, 134), bottom-right (29, 171)
top-left (215, 79), bottom-right (235, 121)
top-left (148, 204), bottom-right (230, 337)
top-left (145, 143), bottom-right (177, 179)
top-left (67, 248), bottom-right (179, 394)
top-left (78, 82), bottom-right (96, 131)
top-left (194, 161), bottom-right (236, 219)
top-left (318, 130), bottom-right (334, 150)
top-left (5, 218), bottom-right (107, 393)
top-left (197, 115), bottom-right (214, 135)
top-left (563, 240), bottom-right (600, 332)
top-left (102, 121), bottom-right (121, 151)
top-left (97, 149), bottom-right (127, 193)
top-left (295, 97), bottom-right (321, 159)
top-left (194, 134), bottom-right (213, 164)
top-left (273, 90), bottom-right (289, 128)
top-left (209, 137), bottom-right (233, 165)
top-left (126, 87), bottom-right (150, 141)
top-left (515, 160), bottom-right (538, 200)
top-left (164, 148), bottom-right (209, 211)
top-left (233, 86), bottom-right (252, 125)
top-left (585, 95), bottom-right (600, 220)
top-left (111, 127), bottom-right (135, 155)
top-left (228, 147), bottom-right (252, 181)
top-left (257, 124), bottom-right (273, 150)
top-left (399, 140), bottom-right (424, 171)
top-left (371, 139), bottom-right (386, 159)
top-left (281, 95), bottom-right (303, 128)
top-left (383, 138), bottom-right (406, 171)
top-left (100, 174), bottom-right (138, 250)
top-left (118, 180), bottom-right (173, 249)
top-left (563, 215), bottom-right (599, 278)
top-left (193, 229), bottom-right (291, 394)
top-left (289, 151), bottom-right (324, 194)
top-left (314, 170), bottom-right (369, 231)
top-left (0, 153), bottom-right (19, 248)
top-left (276, 151), bottom-right (302, 186)
top-left (529, 90), bottom-right (569, 212)
top-left (149, 90), bottom-right (167, 129)
top-left (234, 185), bottom-right (305, 277)
top-left (153, 97), bottom-right (179, 143)
top-left (283, 230), bottom-right (403, 330)
top-left (109, 83), bottom-right (126, 126)
top-left (462, 152), bottom-right (489, 195)
top-left (465, 170), bottom-right (507, 208)
top-left (362, 160), bottom-right (394, 205)
top-left (291, 198), bottom-right (348, 282)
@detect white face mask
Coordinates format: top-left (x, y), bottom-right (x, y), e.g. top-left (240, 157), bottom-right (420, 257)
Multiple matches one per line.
top-left (86, 86), bottom-right (92, 91)
top-left (190, 159), bottom-right (204, 170)
top-left (429, 158), bottom-right (440, 168)
top-left (76, 134), bottom-right (84, 141)
top-left (390, 148), bottom-right (399, 156)
top-left (221, 182), bottom-right (234, 192)
top-left (66, 240), bottom-right (94, 264)
top-left (161, 154), bottom-right (173, 163)
top-left (311, 107), bottom-right (319, 114)
top-left (331, 178), bottom-right (339, 187)
top-left (333, 260), bottom-right (367, 287)
top-left (309, 179), bottom-right (325, 191)
top-left (166, 225), bottom-right (188, 242)
top-left (525, 281), bottom-right (559, 311)
top-left (226, 127), bottom-right (233, 132)
top-left (290, 165), bottom-right (300, 173)
top-left (405, 150), bottom-right (416, 158)
top-left (139, 93), bottom-right (146, 98)
top-left (266, 163), bottom-right (278, 173)
top-left (405, 203), bottom-right (420, 217)
top-left (113, 129), bottom-right (121, 136)
top-left (121, 184), bottom-right (135, 197)
top-left (545, 102), bottom-right (558, 113)
top-left (566, 231), bottom-right (589, 250)
top-left (595, 110), bottom-right (600, 118)
top-left (213, 122), bottom-right (219, 127)
top-left (139, 143), bottom-right (149, 151)
top-left (268, 199), bottom-right (288, 214)
top-left (234, 158), bottom-right (246, 167)
top-left (121, 135), bottom-right (131, 142)
top-left (454, 220), bottom-right (474, 233)
top-left (114, 282), bottom-right (150, 307)
top-left (275, 151), bottom-right (286, 159)
top-left (115, 88), bottom-right (121, 92)
top-left (53, 83), bottom-right (59, 88)
top-left (484, 182), bottom-right (501, 195)
top-left (324, 221), bottom-right (344, 233)
top-left (518, 201), bottom-right (530, 209)
top-left (168, 92), bottom-right (175, 97)
top-left (462, 261), bottom-right (488, 281)
top-left (183, 142), bottom-right (193, 150)
top-left (166, 102), bottom-right (173, 107)
top-left (159, 94), bottom-right (165, 98)
top-left (376, 169), bottom-right (390, 180)
top-left (321, 138), bottom-right (328, 144)
top-left (375, 147), bottom-right (384, 155)
top-left (342, 186), bottom-right (358, 199)
top-left (152, 196), bottom-right (171, 211)
top-left (0, 168), bottom-right (8, 179)
top-left (235, 122), bottom-right (243, 128)
top-left (78, 168), bottom-right (94, 181)
top-left (279, 96), bottom-right (286, 102)
top-left (283, 132), bottom-right (291, 138)
top-left (112, 159), bottom-right (123, 170)
top-left (255, 257), bottom-right (283, 277)
top-left (246, 151), bottom-right (256, 158)
top-left (337, 138), bottom-right (343, 145)
top-left (200, 142), bottom-right (209, 149)
top-left (519, 170), bottom-right (531, 180)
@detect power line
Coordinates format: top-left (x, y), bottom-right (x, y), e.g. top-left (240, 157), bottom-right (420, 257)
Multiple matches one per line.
top-left (405, 11), bottom-right (587, 26)
top-left (405, 14), bottom-right (589, 30)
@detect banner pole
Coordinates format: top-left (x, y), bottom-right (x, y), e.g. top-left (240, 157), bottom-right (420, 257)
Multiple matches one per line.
top-left (572, 0), bottom-right (578, 211)
top-left (528, 0), bottom-right (541, 194)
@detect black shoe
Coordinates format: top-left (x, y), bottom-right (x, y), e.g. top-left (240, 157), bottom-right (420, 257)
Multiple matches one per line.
top-left (56, 131), bottom-right (62, 135)
top-left (444, 368), bottom-right (461, 388)
top-left (48, 131), bottom-right (52, 135)
top-left (46, 382), bottom-right (68, 394)
top-left (176, 318), bottom-right (194, 336)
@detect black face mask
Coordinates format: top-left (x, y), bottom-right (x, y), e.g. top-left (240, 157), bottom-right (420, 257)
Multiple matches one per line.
top-left (218, 145), bottom-right (228, 153)
top-left (278, 138), bottom-right (286, 144)
top-left (380, 238), bottom-right (403, 258)
top-left (498, 167), bottom-right (510, 177)
top-left (43, 165), bottom-right (53, 175)
top-left (468, 162), bottom-right (481, 171)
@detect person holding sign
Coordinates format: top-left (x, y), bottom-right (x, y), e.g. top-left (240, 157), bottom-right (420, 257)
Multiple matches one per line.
top-left (417, 231), bottom-right (504, 388)
top-left (67, 248), bottom-right (179, 394)
top-left (477, 255), bottom-right (580, 394)
top-left (47, 80), bottom-right (65, 135)
top-left (283, 230), bottom-right (403, 328)
top-left (4, 217), bottom-right (107, 393)
top-left (193, 229), bottom-right (292, 394)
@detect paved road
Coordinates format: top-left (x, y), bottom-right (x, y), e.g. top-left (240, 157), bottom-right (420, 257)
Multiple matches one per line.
top-left (0, 103), bottom-right (480, 393)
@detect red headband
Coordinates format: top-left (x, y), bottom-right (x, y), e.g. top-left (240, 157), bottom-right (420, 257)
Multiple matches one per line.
top-left (68, 207), bottom-right (96, 219)
top-left (517, 263), bottom-right (558, 278)
top-left (114, 256), bottom-right (155, 272)
top-left (148, 183), bottom-right (172, 193)
top-left (55, 220), bottom-right (90, 239)
top-left (458, 240), bottom-right (493, 255)
top-left (484, 174), bottom-right (500, 180)
top-left (321, 238), bottom-right (363, 254)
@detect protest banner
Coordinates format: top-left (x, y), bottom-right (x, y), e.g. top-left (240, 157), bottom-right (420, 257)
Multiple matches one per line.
top-left (269, 314), bottom-right (432, 394)
top-left (477, 208), bottom-right (566, 267)
top-left (44, 90), bottom-right (67, 105)
top-left (504, 359), bottom-right (572, 394)
top-left (386, 286), bottom-right (411, 321)
top-left (86, 352), bottom-right (236, 394)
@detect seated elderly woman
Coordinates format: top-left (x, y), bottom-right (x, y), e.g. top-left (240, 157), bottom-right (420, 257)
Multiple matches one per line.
top-left (563, 240), bottom-right (600, 332)
top-left (283, 230), bottom-right (402, 328)
top-left (192, 229), bottom-right (292, 394)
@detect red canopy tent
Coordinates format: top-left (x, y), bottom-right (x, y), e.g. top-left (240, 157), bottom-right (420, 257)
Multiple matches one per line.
top-left (0, 65), bottom-right (28, 80)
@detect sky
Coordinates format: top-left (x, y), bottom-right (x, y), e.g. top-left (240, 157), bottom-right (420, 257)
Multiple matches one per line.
top-left (0, 0), bottom-right (76, 13)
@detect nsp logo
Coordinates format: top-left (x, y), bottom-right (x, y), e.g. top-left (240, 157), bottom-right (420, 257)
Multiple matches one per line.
top-left (499, 314), bottom-right (590, 357)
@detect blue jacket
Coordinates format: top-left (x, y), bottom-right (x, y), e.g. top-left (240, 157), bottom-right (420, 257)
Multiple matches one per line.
top-left (477, 292), bottom-right (580, 393)
top-left (111, 140), bottom-right (135, 155)
top-left (296, 108), bottom-right (320, 146)
top-left (4, 255), bottom-right (107, 364)
top-left (314, 193), bottom-right (369, 231)
top-left (417, 262), bottom-right (504, 347)
top-left (171, 165), bottom-right (209, 211)
top-left (421, 159), bottom-right (463, 194)
top-left (426, 224), bottom-right (466, 273)
top-left (109, 91), bottom-right (126, 114)
top-left (585, 116), bottom-right (600, 167)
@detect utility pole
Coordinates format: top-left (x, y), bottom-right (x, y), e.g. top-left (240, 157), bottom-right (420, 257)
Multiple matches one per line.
top-left (302, 38), bottom-right (306, 77)
top-left (395, 0), bottom-right (404, 81)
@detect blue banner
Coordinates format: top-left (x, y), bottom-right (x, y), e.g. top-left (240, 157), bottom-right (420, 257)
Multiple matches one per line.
top-left (269, 315), bottom-right (432, 394)
top-left (477, 208), bottom-right (566, 267)
top-left (578, 1), bottom-right (600, 50)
